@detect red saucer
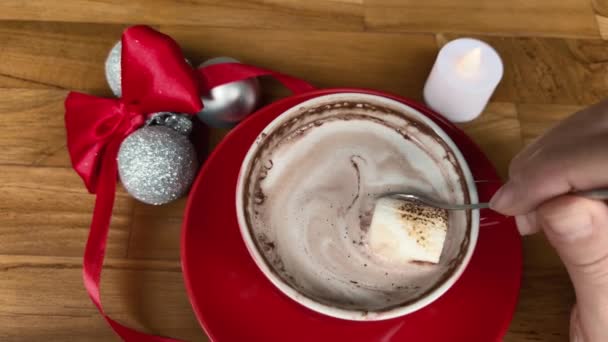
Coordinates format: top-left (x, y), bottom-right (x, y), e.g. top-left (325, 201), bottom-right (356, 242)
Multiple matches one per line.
top-left (182, 89), bottom-right (522, 342)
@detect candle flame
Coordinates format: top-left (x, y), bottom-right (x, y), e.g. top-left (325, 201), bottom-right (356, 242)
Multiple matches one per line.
top-left (457, 47), bottom-right (481, 77)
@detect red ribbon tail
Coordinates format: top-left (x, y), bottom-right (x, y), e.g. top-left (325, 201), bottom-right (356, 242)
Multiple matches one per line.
top-left (82, 138), bottom-right (183, 342)
top-left (198, 63), bottom-right (315, 95)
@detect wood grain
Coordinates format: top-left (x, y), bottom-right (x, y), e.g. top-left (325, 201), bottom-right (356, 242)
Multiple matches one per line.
top-left (365, 0), bottom-right (600, 38)
top-left (0, 1), bottom-right (600, 341)
top-left (128, 200), bottom-right (186, 261)
top-left (0, 256), bottom-right (206, 342)
top-left (0, 21), bottom-right (129, 93)
top-left (0, 166), bottom-right (134, 257)
top-left (518, 104), bottom-right (585, 145)
top-left (0, 74), bottom-right (49, 89)
top-left (0, 0), bottom-right (364, 32)
top-left (459, 102), bottom-right (522, 179)
top-left (506, 38), bottom-right (608, 105)
top-left (505, 234), bottom-right (574, 342)
top-left (0, 22), bottom-right (438, 100)
top-left (593, 0), bottom-right (608, 16)
top-left (0, 89), bottom-right (70, 167)
top-left (148, 25), bottom-right (438, 101)
top-left (5, 21), bottom-right (608, 107)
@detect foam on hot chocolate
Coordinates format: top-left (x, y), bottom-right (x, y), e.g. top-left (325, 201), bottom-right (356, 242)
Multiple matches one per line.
top-left (241, 96), bottom-right (470, 311)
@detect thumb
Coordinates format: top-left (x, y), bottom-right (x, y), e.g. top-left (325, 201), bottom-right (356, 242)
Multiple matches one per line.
top-left (536, 195), bottom-right (608, 340)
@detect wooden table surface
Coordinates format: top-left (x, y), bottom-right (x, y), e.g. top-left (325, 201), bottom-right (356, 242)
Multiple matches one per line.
top-left (2, 1), bottom-right (608, 341)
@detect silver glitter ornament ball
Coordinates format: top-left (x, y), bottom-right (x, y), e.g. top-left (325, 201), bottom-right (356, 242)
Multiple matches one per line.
top-left (117, 125), bottom-right (198, 205)
top-left (105, 41), bottom-right (123, 97)
top-left (197, 57), bottom-right (261, 128)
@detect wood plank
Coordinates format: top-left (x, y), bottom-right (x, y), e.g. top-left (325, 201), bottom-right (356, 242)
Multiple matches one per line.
top-left (365, 0), bottom-right (600, 38)
top-left (0, 255), bottom-right (206, 342)
top-left (0, 74), bottom-right (49, 89)
top-left (0, 21), bottom-right (130, 93)
top-left (0, 22), bottom-right (438, 99)
top-left (0, 0), bottom-right (363, 32)
top-left (459, 102), bottom-right (522, 179)
top-left (517, 103), bottom-right (585, 145)
top-left (10, 22), bottom-right (607, 107)
top-left (506, 38), bottom-right (608, 105)
top-left (593, 0), bottom-right (608, 16)
top-left (128, 199), bottom-right (185, 261)
top-left (0, 243), bottom-right (571, 342)
top-left (0, 166), bottom-right (134, 257)
top-left (506, 235), bottom-right (574, 342)
top-left (162, 25), bottom-right (438, 101)
top-left (0, 89), bottom-right (70, 167)
top-left (0, 255), bottom-right (182, 273)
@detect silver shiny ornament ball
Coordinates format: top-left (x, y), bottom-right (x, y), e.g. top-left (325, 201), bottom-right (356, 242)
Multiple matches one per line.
top-left (105, 41), bottom-right (123, 97)
top-left (104, 41), bottom-right (192, 98)
top-left (117, 126), bottom-right (198, 205)
top-left (197, 57), bottom-right (261, 128)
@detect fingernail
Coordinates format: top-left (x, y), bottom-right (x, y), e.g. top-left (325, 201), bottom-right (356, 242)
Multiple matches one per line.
top-left (490, 184), bottom-right (514, 211)
top-left (543, 210), bottom-right (593, 242)
top-left (515, 214), bottom-right (537, 236)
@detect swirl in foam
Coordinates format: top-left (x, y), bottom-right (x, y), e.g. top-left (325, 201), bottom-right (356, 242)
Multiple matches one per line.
top-left (242, 96), bottom-right (470, 311)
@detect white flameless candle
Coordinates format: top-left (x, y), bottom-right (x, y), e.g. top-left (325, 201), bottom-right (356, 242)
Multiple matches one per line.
top-left (423, 38), bottom-right (503, 122)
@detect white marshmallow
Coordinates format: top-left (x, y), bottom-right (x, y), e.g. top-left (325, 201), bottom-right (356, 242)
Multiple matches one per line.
top-left (369, 198), bottom-right (448, 264)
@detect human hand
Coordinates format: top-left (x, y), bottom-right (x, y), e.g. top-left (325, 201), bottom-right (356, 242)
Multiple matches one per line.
top-left (490, 100), bottom-right (608, 342)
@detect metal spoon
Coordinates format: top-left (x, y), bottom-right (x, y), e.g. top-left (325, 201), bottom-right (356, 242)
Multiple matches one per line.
top-left (385, 189), bottom-right (608, 211)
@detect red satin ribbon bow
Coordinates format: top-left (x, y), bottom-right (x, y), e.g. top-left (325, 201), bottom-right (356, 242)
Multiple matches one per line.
top-left (66, 25), bottom-right (203, 193)
top-left (65, 26), bottom-right (202, 342)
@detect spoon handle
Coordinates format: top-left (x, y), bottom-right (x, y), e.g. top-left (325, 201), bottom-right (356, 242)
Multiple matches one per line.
top-left (450, 189), bottom-right (608, 210)
top-left (389, 189), bottom-right (608, 211)
top-left (388, 194), bottom-right (490, 210)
